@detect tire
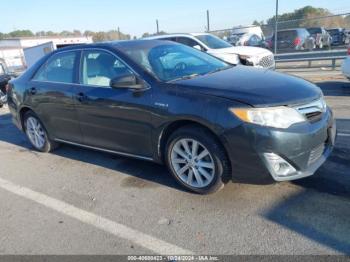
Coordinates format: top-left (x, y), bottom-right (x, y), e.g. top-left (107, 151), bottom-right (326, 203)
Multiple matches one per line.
top-left (165, 125), bottom-right (230, 194)
top-left (23, 111), bottom-right (58, 153)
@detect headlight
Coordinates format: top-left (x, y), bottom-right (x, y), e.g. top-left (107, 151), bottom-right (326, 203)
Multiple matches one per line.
top-left (215, 53), bottom-right (240, 65)
top-left (230, 106), bottom-right (306, 129)
top-left (239, 55), bottom-right (257, 66)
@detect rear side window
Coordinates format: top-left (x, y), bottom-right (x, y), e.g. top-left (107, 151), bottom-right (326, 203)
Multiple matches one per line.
top-left (277, 31), bottom-right (297, 41)
top-left (33, 51), bottom-right (77, 83)
top-left (176, 37), bottom-right (201, 48)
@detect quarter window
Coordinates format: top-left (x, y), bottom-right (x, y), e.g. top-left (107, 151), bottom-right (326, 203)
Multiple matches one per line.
top-left (34, 51), bottom-right (77, 83)
top-left (81, 50), bottom-right (132, 87)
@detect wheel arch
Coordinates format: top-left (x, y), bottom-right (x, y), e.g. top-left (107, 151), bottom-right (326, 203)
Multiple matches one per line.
top-left (157, 119), bottom-right (229, 165)
top-left (19, 106), bottom-right (34, 130)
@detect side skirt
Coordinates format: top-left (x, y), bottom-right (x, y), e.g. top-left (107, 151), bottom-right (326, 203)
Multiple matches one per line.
top-left (54, 138), bottom-right (154, 162)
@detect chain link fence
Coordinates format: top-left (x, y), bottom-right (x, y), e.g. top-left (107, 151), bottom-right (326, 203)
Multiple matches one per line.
top-left (210, 12), bottom-right (350, 54)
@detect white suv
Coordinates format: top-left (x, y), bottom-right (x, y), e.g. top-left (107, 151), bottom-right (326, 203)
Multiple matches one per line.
top-left (146, 33), bottom-right (275, 70)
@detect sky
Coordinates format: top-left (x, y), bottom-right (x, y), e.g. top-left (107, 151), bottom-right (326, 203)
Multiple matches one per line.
top-left (1, 0), bottom-right (350, 37)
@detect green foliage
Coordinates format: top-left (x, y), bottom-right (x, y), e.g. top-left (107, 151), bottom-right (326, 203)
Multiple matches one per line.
top-left (0, 29), bottom-right (132, 42)
top-left (91, 30), bottom-right (131, 42)
top-left (141, 31), bottom-right (167, 38)
top-left (3, 30), bottom-right (35, 38)
top-left (266, 6), bottom-right (350, 29)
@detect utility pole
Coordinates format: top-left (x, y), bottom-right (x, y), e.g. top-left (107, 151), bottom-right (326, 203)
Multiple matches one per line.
top-left (156, 19), bottom-right (159, 34)
top-left (274, 0), bottom-right (279, 54)
top-left (206, 10), bottom-right (210, 32)
top-left (117, 27), bottom-right (121, 40)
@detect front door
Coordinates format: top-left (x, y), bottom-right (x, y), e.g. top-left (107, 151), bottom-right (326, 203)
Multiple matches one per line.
top-left (74, 49), bottom-right (153, 157)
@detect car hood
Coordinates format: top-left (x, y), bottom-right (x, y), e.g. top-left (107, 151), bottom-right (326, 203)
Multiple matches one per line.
top-left (175, 66), bottom-right (322, 107)
top-left (207, 46), bottom-right (271, 57)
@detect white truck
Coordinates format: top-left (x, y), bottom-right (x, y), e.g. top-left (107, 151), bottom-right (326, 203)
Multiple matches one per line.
top-left (228, 26), bottom-right (265, 46)
top-left (23, 36), bottom-right (93, 69)
top-left (146, 33), bottom-right (275, 70)
top-left (23, 42), bottom-right (55, 68)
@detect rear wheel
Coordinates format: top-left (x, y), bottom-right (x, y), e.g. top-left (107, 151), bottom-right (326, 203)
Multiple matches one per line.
top-left (23, 111), bottom-right (58, 152)
top-left (165, 125), bottom-right (230, 194)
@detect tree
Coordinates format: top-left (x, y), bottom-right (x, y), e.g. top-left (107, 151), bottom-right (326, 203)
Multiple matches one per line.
top-left (8, 30), bottom-right (34, 37)
top-left (73, 30), bottom-right (82, 36)
top-left (252, 20), bottom-right (264, 26)
top-left (266, 6), bottom-right (350, 30)
top-left (59, 30), bottom-right (73, 36)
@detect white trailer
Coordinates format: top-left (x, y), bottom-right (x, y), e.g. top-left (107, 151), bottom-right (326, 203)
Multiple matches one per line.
top-left (23, 42), bottom-right (55, 68)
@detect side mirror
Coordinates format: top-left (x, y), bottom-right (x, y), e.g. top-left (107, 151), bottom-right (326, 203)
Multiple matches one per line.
top-left (193, 45), bottom-right (202, 51)
top-left (110, 73), bottom-right (145, 90)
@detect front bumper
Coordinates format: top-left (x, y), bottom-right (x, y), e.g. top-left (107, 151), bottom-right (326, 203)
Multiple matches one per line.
top-left (221, 108), bottom-right (336, 184)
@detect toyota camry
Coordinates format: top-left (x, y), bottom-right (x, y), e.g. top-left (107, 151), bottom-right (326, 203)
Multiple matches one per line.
top-left (7, 40), bottom-right (336, 194)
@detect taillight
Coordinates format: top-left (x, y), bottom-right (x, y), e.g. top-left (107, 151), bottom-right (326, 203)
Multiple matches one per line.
top-left (348, 47), bottom-right (350, 55)
top-left (5, 84), bottom-right (11, 93)
top-left (294, 37), bottom-right (301, 46)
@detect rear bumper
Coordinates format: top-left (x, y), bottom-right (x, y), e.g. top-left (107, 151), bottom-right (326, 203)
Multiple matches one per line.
top-left (221, 108), bottom-right (336, 184)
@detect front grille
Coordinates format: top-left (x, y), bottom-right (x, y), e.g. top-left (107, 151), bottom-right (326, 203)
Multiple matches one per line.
top-left (308, 143), bottom-right (325, 165)
top-left (258, 55), bottom-right (275, 68)
top-left (294, 98), bottom-right (327, 123)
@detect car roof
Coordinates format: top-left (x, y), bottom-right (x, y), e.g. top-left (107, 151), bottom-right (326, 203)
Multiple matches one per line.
top-left (144, 33), bottom-right (209, 40)
top-left (51, 39), bottom-right (177, 52)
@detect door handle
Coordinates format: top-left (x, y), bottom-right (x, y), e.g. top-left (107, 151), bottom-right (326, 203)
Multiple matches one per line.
top-left (30, 87), bottom-right (37, 95)
top-left (76, 92), bottom-right (87, 102)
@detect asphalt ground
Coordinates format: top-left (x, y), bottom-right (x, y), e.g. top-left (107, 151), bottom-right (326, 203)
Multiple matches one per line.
top-left (0, 71), bottom-right (349, 256)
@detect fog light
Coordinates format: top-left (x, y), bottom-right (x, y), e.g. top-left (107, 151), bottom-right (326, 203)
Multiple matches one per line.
top-left (263, 153), bottom-right (296, 178)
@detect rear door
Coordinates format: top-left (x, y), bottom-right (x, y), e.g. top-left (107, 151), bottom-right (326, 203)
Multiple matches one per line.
top-left (29, 50), bottom-right (83, 142)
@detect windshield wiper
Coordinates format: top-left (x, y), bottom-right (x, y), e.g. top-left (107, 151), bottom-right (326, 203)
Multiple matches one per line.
top-left (167, 73), bottom-right (200, 83)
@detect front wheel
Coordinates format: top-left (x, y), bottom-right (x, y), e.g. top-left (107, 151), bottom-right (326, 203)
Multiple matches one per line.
top-left (23, 111), bottom-right (58, 152)
top-left (165, 125), bottom-right (230, 194)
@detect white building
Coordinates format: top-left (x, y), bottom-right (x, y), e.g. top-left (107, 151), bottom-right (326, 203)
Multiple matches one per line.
top-left (0, 36), bottom-right (93, 71)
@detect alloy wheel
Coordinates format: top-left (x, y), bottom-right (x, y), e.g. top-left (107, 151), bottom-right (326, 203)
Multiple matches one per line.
top-left (26, 116), bottom-right (46, 149)
top-left (170, 138), bottom-right (215, 188)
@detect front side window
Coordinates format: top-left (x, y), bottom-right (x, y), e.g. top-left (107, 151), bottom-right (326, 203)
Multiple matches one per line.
top-left (81, 50), bottom-right (132, 87)
top-left (34, 51), bottom-right (77, 83)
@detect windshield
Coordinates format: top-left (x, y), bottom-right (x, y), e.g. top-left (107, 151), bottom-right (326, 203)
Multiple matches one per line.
top-left (277, 30), bottom-right (297, 41)
top-left (307, 28), bottom-right (321, 35)
top-left (327, 29), bottom-right (339, 35)
top-left (122, 43), bottom-right (231, 82)
top-left (194, 34), bottom-right (232, 49)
